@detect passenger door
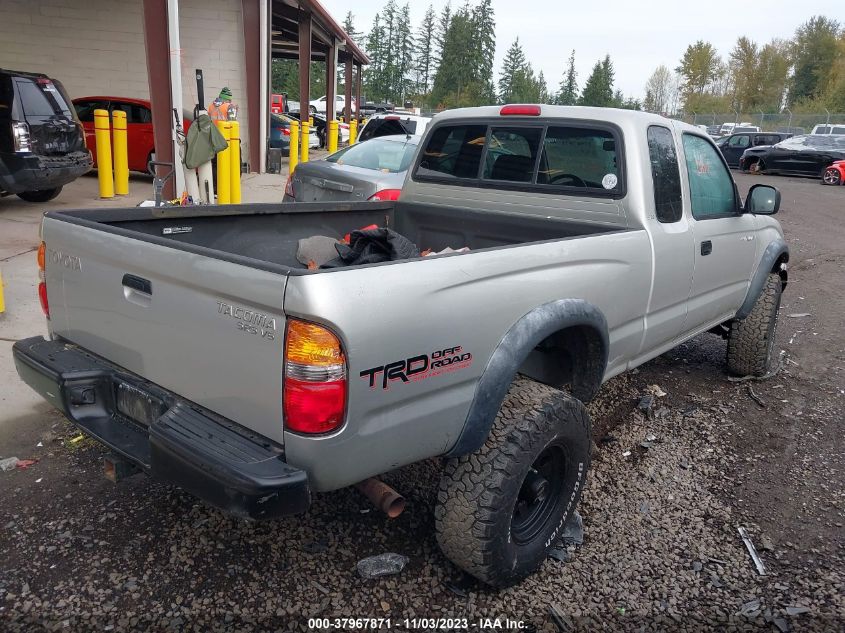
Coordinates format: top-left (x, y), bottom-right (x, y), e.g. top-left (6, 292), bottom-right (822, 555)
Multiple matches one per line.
top-left (111, 101), bottom-right (154, 173)
top-left (682, 134), bottom-right (757, 328)
top-left (723, 134), bottom-right (750, 167)
top-left (638, 125), bottom-right (695, 355)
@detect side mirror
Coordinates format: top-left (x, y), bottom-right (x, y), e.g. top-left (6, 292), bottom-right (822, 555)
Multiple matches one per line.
top-left (744, 184), bottom-right (780, 215)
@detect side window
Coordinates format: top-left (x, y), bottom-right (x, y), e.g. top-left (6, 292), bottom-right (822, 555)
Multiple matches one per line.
top-left (416, 124), bottom-right (486, 180)
top-left (755, 135), bottom-right (776, 146)
top-left (14, 79), bottom-right (57, 117)
top-left (112, 102), bottom-right (149, 124)
top-left (482, 127), bottom-right (542, 182)
top-left (647, 126), bottom-right (682, 223)
top-left (728, 135), bottom-right (750, 148)
top-left (537, 127), bottom-right (620, 191)
top-left (682, 134), bottom-right (737, 219)
top-left (74, 100), bottom-right (109, 122)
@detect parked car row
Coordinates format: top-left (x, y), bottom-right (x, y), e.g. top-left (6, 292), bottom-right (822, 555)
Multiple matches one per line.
top-left (738, 134), bottom-right (845, 179)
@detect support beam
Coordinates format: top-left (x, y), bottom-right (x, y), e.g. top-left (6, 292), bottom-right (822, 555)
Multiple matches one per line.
top-left (344, 57), bottom-right (353, 123)
top-left (166, 0), bottom-right (185, 195)
top-left (355, 63), bottom-right (362, 124)
top-left (298, 11), bottom-right (312, 118)
top-left (325, 40), bottom-right (336, 122)
top-left (242, 0), bottom-right (261, 172)
top-left (142, 0), bottom-right (175, 200)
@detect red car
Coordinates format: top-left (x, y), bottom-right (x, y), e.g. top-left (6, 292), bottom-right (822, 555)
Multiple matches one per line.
top-left (822, 160), bottom-right (845, 186)
top-left (73, 96), bottom-right (191, 175)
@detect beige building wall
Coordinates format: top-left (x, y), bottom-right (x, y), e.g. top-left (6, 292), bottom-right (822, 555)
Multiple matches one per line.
top-left (0, 0), bottom-right (150, 99)
top-left (0, 0), bottom-right (251, 164)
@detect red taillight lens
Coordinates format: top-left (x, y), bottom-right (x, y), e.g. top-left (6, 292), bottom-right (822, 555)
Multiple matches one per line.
top-left (284, 175), bottom-right (295, 198)
top-left (283, 320), bottom-right (346, 434)
top-left (282, 128), bottom-right (290, 136)
top-left (284, 378), bottom-right (346, 434)
top-left (368, 189), bottom-right (401, 201)
top-left (38, 281), bottom-right (49, 318)
top-left (500, 104), bottom-right (541, 116)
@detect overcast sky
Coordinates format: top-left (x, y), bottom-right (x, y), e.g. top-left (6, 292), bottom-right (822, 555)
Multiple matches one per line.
top-left (320, 0), bottom-right (839, 100)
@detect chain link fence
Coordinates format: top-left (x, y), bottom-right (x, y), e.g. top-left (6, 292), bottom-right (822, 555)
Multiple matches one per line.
top-left (675, 112), bottom-right (845, 134)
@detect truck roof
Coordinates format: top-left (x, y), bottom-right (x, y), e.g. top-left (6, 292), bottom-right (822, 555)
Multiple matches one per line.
top-left (432, 105), bottom-right (697, 133)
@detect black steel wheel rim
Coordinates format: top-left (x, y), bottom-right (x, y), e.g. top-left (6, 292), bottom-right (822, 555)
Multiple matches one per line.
top-left (511, 444), bottom-right (567, 544)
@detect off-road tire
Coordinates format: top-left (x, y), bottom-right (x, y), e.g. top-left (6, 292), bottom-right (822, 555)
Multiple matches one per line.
top-left (17, 187), bottom-right (62, 203)
top-left (727, 273), bottom-right (782, 376)
top-left (435, 377), bottom-right (591, 587)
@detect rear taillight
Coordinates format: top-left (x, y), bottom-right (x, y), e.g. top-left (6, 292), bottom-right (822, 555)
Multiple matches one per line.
top-left (284, 175), bottom-right (295, 199)
top-left (500, 104), bottom-right (541, 116)
top-left (368, 189), bottom-right (401, 201)
top-left (281, 128), bottom-right (290, 136)
top-left (12, 121), bottom-right (31, 153)
top-left (283, 319), bottom-right (346, 434)
top-left (37, 241), bottom-right (49, 318)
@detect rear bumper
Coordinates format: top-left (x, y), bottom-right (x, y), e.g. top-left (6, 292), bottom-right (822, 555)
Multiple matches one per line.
top-left (0, 151), bottom-right (92, 194)
top-left (12, 336), bottom-right (310, 520)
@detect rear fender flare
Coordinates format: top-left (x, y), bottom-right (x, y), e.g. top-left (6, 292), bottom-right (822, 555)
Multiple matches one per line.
top-left (445, 299), bottom-right (608, 457)
top-left (736, 238), bottom-right (789, 320)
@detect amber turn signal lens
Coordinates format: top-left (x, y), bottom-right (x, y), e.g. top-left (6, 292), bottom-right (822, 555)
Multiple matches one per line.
top-left (37, 241), bottom-right (46, 271)
top-left (285, 320), bottom-right (344, 367)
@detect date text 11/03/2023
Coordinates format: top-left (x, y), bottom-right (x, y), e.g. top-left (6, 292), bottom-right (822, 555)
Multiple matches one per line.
top-left (307, 617), bottom-right (527, 629)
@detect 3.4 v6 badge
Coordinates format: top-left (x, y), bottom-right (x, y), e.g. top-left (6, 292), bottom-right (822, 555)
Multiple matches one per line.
top-left (360, 345), bottom-right (473, 390)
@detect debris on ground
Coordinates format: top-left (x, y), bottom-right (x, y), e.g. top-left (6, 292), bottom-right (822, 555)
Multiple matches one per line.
top-left (747, 385), bottom-right (766, 407)
top-left (0, 457), bottom-right (20, 472)
top-left (637, 394), bottom-right (655, 419)
top-left (786, 313), bottom-right (811, 318)
top-left (738, 597), bottom-right (762, 618)
top-left (15, 459), bottom-right (38, 470)
top-left (547, 603), bottom-right (573, 632)
top-left (547, 547), bottom-right (572, 563)
top-left (784, 605), bottom-right (811, 616)
top-left (760, 535), bottom-right (775, 551)
top-left (356, 553), bottom-right (408, 579)
top-left (311, 580), bottom-right (330, 595)
top-left (738, 526), bottom-right (767, 575)
top-left (645, 384), bottom-right (667, 397)
top-left (69, 435), bottom-right (85, 444)
top-left (302, 539), bottom-right (328, 554)
top-left (560, 511), bottom-right (584, 546)
top-left (772, 617), bottom-right (790, 633)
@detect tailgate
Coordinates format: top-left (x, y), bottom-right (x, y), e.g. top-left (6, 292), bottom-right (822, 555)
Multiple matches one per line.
top-left (42, 216), bottom-right (288, 445)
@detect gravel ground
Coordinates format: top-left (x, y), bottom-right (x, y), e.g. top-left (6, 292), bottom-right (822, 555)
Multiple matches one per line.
top-left (1, 174), bottom-right (843, 631)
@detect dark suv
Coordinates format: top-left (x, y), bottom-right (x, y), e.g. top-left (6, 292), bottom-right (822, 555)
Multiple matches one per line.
top-left (0, 69), bottom-right (91, 202)
top-left (715, 131), bottom-right (791, 168)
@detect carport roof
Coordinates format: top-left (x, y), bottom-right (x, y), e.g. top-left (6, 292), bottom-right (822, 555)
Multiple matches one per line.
top-left (272, 0), bottom-right (370, 65)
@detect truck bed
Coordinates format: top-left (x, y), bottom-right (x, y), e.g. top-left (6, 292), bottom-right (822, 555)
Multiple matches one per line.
top-left (53, 200), bottom-right (626, 272)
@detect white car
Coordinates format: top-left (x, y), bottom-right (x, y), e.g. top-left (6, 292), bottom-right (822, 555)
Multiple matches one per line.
top-left (811, 123), bottom-right (845, 135)
top-left (358, 113), bottom-right (432, 142)
top-left (309, 95), bottom-right (356, 115)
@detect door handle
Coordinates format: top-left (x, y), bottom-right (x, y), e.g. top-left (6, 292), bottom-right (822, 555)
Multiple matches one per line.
top-left (122, 274), bottom-right (152, 307)
top-left (701, 240), bottom-right (712, 256)
top-left (122, 274), bottom-right (152, 295)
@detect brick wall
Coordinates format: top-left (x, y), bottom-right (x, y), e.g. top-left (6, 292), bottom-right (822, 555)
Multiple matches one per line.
top-left (0, 0), bottom-right (251, 166)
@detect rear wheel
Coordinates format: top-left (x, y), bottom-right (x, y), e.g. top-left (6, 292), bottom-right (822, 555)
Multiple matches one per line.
top-left (822, 167), bottom-right (842, 186)
top-left (17, 187), bottom-right (62, 203)
top-left (435, 378), bottom-right (591, 587)
top-left (746, 159), bottom-right (764, 174)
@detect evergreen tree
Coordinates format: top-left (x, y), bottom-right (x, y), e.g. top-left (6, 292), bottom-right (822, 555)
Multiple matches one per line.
top-left (394, 3), bottom-right (414, 103)
top-left (342, 11), bottom-right (361, 44)
top-left (434, 2), bottom-right (452, 77)
top-left (364, 14), bottom-right (387, 100)
top-left (556, 50), bottom-right (578, 105)
top-left (498, 38), bottom-right (528, 103)
top-left (580, 55), bottom-right (614, 106)
top-left (471, 0), bottom-right (496, 102)
top-left (413, 5), bottom-right (437, 96)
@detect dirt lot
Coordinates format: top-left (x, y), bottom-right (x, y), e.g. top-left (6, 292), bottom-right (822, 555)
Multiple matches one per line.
top-left (0, 173), bottom-right (843, 632)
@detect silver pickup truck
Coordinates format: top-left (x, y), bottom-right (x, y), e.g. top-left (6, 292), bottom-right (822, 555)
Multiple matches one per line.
top-left (14, 105), bottom-right (788, 587)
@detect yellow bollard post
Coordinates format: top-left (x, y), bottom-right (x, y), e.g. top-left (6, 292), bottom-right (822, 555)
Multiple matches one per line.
top-left (112, 110), bottom-right (129, 195)
top-left (0, 269), bottom-right (5, 314)
top-left (349, 118), bottom-right (358, 145)
top-left (229, 121), bottom-right (241, 204)
top-left (288, 120), bottom-right (299, 175)
top-left (328, 119), bottom-right (338, 154)
top-left (93, 109), bottom-right (114, 198)
top-left (300, 119), bottom-right (310, 163)
top-left (216, 121), bottom-right (231, 204)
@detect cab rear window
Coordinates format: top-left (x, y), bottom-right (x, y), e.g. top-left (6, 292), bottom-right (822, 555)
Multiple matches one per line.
top-left (414, 122), bottom-right (623, 196)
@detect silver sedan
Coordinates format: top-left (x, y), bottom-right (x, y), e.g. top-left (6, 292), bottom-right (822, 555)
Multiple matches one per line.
top-left (283, 135), bottom-right (419, 203)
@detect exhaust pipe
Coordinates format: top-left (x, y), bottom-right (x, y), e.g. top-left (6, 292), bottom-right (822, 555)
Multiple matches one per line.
top-left (355, 477), bottom-right (406, 518)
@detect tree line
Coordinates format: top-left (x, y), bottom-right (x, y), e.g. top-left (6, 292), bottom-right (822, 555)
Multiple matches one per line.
top-left (271, 7), bottom-right (844, 116)
top-left (646, 16), bottom-right (844, 115)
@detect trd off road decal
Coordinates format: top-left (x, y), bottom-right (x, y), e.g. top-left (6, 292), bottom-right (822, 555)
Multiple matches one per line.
top-left (360, 345), bottom-right (473, 390)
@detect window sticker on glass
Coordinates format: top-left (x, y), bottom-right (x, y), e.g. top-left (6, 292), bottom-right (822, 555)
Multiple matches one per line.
top-left (601, 174), bottom-right (618, 189)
